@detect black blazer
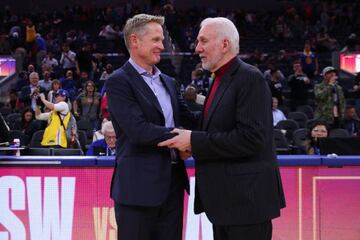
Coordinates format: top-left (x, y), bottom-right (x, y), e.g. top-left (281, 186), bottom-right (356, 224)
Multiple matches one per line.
top-left (191, 57), bottom-right (286, 225)
top-left (106, 61), bottom-right (196, 206)
top-left (19, 85), bottom-right (46, 108)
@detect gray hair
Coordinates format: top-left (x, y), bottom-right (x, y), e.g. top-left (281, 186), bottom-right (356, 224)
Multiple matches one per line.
top-left (101, 121), bottom-right (115, 135)
top-left (123, 14), bottom-right (165, 50)
top-left (29, 72), bottom-right (39, 79)
top-left (200, 17), bottom-right (239, 54)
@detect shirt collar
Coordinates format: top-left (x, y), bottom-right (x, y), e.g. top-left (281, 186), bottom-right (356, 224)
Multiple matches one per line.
top-left (129, 58), bottom-right (161, 77)
top-left (214, 57), bottom-right (236, 79)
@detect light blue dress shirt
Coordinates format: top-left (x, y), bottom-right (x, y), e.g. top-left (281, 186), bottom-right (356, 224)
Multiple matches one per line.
top-left (128, 58), bottom-right (175, 128)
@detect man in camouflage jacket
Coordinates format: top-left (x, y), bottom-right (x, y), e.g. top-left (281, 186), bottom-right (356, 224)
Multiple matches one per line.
top-left (314, 66), bottom-right (345, 128)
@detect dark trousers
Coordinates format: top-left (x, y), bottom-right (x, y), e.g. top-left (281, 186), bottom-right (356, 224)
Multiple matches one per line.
top-left (114, 164), bottom-right (184, 240)
top-left (213, 221), bottom-right (272, 240)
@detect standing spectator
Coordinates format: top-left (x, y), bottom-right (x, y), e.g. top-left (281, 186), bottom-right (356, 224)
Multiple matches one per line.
top-left (299, 42), bottom-right (319, 79)
top-left (36, 89), bottom-right (77, 148)
top-left (35, 34), bottom-right (47, 68)
top-left (314, 66), bottom-right (345, 128)
top-left (19, 72), bottom-right (46, 111)
top-left (42, 52), bottom-right (58, 69)
top-left (99, 63), bottom-right (113, 90)
top-left (75, 42), bottom-right (96, 80)
top-left (287, 61), bottom-right (312, 111)
top-left (39, 70), bottom-right (52, 92)
top-left (272, 97), bottom-right (287, 126)
top-left (73, 80), bottom-right (101, 131)
top-left (342, 106), bottom-right (360, 136)
top-left (60, 70), bottom-right (77, 101)
top-left (47, 79), bottom-right (62, 103)
top-left (268, 68), bottom-right (284, 106)
top-left (25, 20), bottom-right (36, 53)
top-left (60, 43), bottom-right (76, 74)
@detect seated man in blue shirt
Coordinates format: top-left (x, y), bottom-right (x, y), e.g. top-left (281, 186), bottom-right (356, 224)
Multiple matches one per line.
top-left (86, 121), bottom-right (116, 156)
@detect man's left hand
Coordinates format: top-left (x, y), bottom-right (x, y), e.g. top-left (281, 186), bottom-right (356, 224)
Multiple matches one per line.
top-left (158, 128), bottom-right (192, 152)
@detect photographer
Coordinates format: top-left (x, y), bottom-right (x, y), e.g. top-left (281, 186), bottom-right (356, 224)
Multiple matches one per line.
top-left (35, 89), bottom-right (78, 149)
top-left (19, 72), bottom-right (46, 111)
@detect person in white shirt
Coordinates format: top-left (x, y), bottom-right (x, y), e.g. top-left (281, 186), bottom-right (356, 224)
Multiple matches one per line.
top-left (39, 70), bottom-right (52, 92)
top-left (60, 43), bottom-right (76, 73)
top-left (272, 97), bottom-right (287, 126)
top-left (42, 52), bottom-right (59, 69)
top-left (36, 89), bottom-right (69, 121)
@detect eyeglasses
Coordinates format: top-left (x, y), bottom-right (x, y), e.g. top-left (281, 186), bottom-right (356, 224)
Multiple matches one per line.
top-left (105, 136), bottom-right (116, 141)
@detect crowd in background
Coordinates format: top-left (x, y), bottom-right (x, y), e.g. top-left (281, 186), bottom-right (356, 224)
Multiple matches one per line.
top-left (0, 1), bottom-right (360, 155)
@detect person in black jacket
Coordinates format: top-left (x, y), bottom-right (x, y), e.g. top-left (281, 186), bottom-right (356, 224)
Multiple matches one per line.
top-left (159, 17), bottom-right (285, 240)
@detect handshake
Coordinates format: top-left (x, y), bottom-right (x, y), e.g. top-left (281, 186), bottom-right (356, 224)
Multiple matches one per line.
top-left (158, 128), bottom-right (192, 160)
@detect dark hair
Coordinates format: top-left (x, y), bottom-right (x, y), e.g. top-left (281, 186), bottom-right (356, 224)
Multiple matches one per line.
top-left (307, 120), bottom-right (329, 139)
top-left (21, 107), bottom-right (35, 124)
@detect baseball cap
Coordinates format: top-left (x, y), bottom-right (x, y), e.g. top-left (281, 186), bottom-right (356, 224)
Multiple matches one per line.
top-left (322, 66), bottom-right (337, 76)
top-left (55, 89), bottom-right (69, 98)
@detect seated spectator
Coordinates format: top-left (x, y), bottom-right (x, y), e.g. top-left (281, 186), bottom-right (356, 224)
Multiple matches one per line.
top-left (92, 118), bottom-right (108, 142)
top-left (304, 120), bottom-right (329, 155)
top-left (190, 67), bottom-right (210, 95)
top-left (272, 97), bottom-right (287, 126)
top-left (0, 112), bottom-right (11, 143)
top-left (5, 89), bottom-right (23, 111)
top-left (13, 107), bottom-right (40, 141)
top-left (35, 89), bottom-right (77, 148)
top-left (87, 121), bottom-right (116, 156)
top-left (263, 64), bottom-right (285, 84)
top-left (342, 106), bottom-right (360, 137)
top-left (100, 92), bottom-right (110, 120)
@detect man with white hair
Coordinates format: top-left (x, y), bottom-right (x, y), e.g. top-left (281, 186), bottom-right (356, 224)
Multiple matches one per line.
top-left (86, 121), bottom-right (116, 156)
top-left (19, 72), bottom-right (46, 111)
top-left (159, 17), bottom-right (285, 240)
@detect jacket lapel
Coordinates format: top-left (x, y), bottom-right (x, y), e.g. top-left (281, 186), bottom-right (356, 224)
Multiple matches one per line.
top-left (203, 58), bottom-right (241, 130)
top-left (123, 61), bottom-right (163, 115)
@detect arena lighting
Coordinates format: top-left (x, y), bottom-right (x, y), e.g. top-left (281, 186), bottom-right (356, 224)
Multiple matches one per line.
top-left (0, 56), bottom-right (16, 77)
top-left (339, 53), bottom-right (360, 74)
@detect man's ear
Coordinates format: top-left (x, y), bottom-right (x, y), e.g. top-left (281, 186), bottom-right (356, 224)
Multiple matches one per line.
top-left (222, 39), bottom-right (230, 52)
top-left (129, 33), bottom-right (138, 48)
